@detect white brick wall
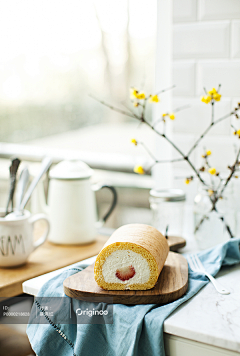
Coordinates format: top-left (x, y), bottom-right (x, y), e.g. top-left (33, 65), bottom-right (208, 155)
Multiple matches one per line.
top-left (171, 0), bottom-right (240, 177)
top-left (173, 0), bottom-right (197, 23)
top-left (172, 97), bottom-right (231, 135)
top-left (231, 21), bottom-right (240, 58)
top-left (199, 0), bottom-right (240, 21)
top-left (173, 22), bottom-right (230, 59)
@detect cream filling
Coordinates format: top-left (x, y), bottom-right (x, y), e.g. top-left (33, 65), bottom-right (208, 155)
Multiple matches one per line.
top-left (102, 249), bottom-right (150, 287)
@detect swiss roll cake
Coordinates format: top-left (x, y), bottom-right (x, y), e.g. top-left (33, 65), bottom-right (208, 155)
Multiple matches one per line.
top-left (94, 224), bottom-right (169, 290)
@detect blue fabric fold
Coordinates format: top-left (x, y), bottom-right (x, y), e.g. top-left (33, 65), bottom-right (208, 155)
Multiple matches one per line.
top-left (27, 238), bottom-right (240, 356)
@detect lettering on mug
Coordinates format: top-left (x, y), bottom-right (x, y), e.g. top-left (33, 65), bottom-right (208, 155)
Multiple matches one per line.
top-left (0, 235), bottom-right (25, 256)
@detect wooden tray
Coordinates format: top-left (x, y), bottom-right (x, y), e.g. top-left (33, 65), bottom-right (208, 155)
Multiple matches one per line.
top-left (63, 252), bottom-right (188, 305)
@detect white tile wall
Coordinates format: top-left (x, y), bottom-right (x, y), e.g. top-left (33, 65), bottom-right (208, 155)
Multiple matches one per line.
top-left (231, 21), bottom-right (240, 58)
top-left (171, 1), bottom-right (240, 181)
top-left (173, 61), bottom-right (195, 96)
top-left (197, 61), bottom-right (240, 97)
top-left (195, 135), bottom-right (237, 171)
top-left (171, 133), bottom-right (197, 169)
top-left (199, 0), bottom-right (240, 21)
top-left (173, 22), bottom-right (230, 59)
top-left (172, 98), bottom-right (231, 135)
top-left (231, 97), bottom-right (240, 132)
top-left (173, 0), bottom-right (197, 23)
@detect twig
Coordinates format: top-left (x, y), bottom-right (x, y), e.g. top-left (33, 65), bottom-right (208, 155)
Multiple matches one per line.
top-left (146, 158), bottom-right (185, 173)
top-left (194, 214), bottom-right (209, 233)
top-left (89, 94), bottom-right (137, 119)
top-left (139, 142), bottom-right (158, 161)
top-left (211, 100), bottom-right (214, 124)
top-left (121, 101), bottom-right (139, 118)
top-left (218, 147), bottom-right (240, 198)
top-left (160, 130), bottom-right (207, 186)
top-left (187, 111), bottom-right (235, 157)
top-left (91, 93), bottom-right (208, 186)
top-left (220, 216), bottom-right (234, 238)
top-left (155, 85), bottom-right (176, 96)
top-left (165, 225), bottom-right (169, 239)
top-left (174, 105), bottom-right (191, 113)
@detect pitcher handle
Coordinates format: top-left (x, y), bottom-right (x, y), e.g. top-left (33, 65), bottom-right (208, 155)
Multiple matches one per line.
top-left (92, 184), bottom-right (117, 226)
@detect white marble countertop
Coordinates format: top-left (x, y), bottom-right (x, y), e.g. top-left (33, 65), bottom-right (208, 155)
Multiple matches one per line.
top-left (164, 263), bottom-right (240, 353)
top-left (22, 207), bottom-right (240, 354)
top-left (23, 251), bottom-right (240, 354)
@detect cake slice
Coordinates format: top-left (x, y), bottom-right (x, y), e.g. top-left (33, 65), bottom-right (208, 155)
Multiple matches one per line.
top-left (94, 224), bottom-right (169, 290)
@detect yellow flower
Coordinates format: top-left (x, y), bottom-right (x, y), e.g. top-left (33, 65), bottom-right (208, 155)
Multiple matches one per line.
top-left (206, 150), bottom-right (211, 156)
top-left (134, 165), bottom-right (145, 175)
top-left (185, 178), bottom-right (190, 185)
top-left (201, 95), bottom-right (211, 104)
top-left (213, 93), bottom-right (221, 101)
top-left (208, 88), bottom-right (217, 95)
top-left (208, 167), bottom-right (216, 175)
top-left (208, 189), bottom-right (214, 196)
top-left (133, 102), bottom-right (139, 107)
top-left (237, 129), bottom-right (240, 137)
top-left (204, 87), bottom-right (222, 102)
top-left (130, 87), bottom-right (138, 99)
top-left (162, 112), bottom-right (175, 120)
top-left (136, 92), bottom-right (146, 100)
top-left (235, 175), bottom-right (239, 179)
top-left (149, 94), bottom-right (159, 103)
top-left (131, 138), bottom-right (137, 146)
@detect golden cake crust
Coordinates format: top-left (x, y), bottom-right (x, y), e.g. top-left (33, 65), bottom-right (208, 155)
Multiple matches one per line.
top-left (94, 224), bottom-right (169, 290)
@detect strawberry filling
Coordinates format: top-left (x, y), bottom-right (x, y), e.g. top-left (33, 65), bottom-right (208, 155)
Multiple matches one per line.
top-left (115, 265), bottom-right (136, 281)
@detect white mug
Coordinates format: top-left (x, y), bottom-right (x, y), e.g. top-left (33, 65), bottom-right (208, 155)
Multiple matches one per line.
top-left (0, 210), bottom-right (50, 267)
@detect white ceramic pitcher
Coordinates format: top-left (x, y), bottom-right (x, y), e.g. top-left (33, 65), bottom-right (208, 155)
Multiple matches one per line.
top-left (36, 160), bottom-right (117, 245)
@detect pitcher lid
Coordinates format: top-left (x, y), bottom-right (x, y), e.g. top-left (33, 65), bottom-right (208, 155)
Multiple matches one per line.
top-left (49, 160), bottom-right (93, 180)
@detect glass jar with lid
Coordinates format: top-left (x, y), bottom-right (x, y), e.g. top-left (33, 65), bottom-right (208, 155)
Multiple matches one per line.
top-left (149, 189), bottom-right (186, 237)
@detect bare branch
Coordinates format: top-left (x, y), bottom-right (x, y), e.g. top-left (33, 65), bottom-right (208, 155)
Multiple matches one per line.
top-left (155, 85), bottom-right (176, 96)
top-left (139, 142), bottom-right (158, 161)
top-left (174, 105), bottom-right (191, 113)
top-left (194, 215), bottom-right (209, 233)
top-left (218, 147), bottom-right (240, 198)
top-left (141, 119), bottom-right (208, 186)
top-left (187, 110), bottom-right (236, 156)
top-left (211, 101), bottom-right (214, 124)
top-left (89, 94), bottom-right (138, 119)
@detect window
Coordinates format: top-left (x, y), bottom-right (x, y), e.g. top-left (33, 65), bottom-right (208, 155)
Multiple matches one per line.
top-left (0, 0), bottom-right (157, 143)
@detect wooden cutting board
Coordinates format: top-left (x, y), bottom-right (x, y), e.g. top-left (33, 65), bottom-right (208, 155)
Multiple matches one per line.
top-left (63, 252), bottom-right (188, 305)
top-left (167, 235), bottom-right (186, 251)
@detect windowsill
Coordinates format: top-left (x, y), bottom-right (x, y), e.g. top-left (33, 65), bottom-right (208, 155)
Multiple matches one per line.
top-left (0, 122), bottom-right (157, 174)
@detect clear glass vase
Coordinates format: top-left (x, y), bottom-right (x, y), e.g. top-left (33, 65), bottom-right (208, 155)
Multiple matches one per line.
top-left (194, 184), bottom-right (236, 250)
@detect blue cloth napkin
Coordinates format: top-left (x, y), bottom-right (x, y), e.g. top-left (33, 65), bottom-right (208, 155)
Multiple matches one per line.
top-left (27, 238), bottom-right (240, 356)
